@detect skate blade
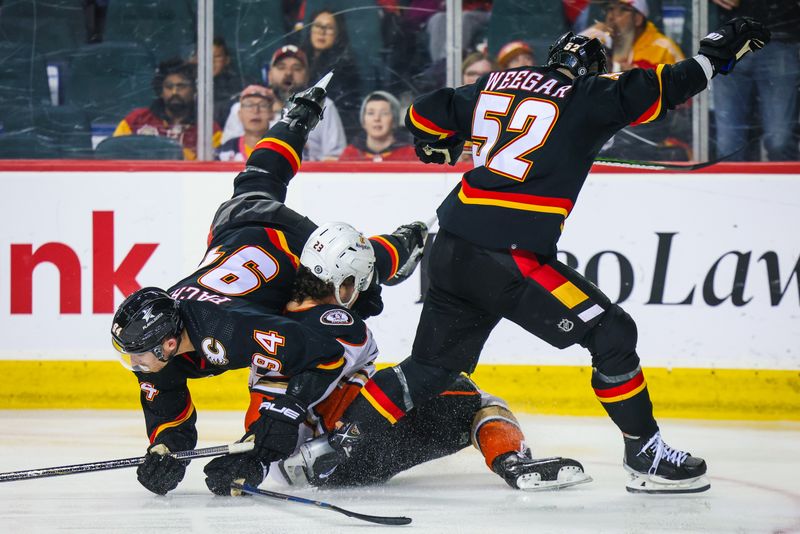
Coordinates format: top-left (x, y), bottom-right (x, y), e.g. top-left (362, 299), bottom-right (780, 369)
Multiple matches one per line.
top-left (625, 472), bottom-right (711, 494)
top-left (517, 467), bottom-right (593, 492)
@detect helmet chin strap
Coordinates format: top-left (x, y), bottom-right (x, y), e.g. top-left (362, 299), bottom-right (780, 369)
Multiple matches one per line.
top-left (334, 284), bottom-right (359, 308)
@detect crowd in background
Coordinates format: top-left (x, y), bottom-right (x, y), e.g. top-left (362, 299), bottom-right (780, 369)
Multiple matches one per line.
top-left (0, 0), bottom-right (797, 162)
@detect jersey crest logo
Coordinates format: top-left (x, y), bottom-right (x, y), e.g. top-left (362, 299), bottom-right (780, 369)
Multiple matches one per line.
top-left (201, 337), bottom-right (229, 366)
top-left (321, 309), bottom-right (354, 326)
top-left (557, 318), bottom-right (574, 332)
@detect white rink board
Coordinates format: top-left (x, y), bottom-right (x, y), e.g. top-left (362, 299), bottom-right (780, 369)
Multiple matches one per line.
top-left (0, 170), bottom-right (798, 369)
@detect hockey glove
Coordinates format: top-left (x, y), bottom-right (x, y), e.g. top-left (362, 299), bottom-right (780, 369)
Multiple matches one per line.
top-left (352, 281), bottom-right (384, 319)
top-left (699, 16), bottom-right (770, 75)
top-left (248, 395), bottom-right (308, 464)
top-left (136, 443), bottom-right (188, 495)
top-left (204, 448), bottom-right (268, 496)
top-left (384, 221), bottom-right (429, 286)
top-left (414, 136), bottom-right (464, 166)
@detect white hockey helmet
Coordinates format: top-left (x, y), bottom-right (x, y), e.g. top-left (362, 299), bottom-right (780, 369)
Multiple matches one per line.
top-left (300, 222), bottom-right (376, 308)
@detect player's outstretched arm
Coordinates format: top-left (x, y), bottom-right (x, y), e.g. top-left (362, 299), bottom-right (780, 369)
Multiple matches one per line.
top-left (698, 16), bottom-right (770, 76)
top-left (370, 221), bottom-right (428, 286)
top-left (133, 376), bottom-right (198, 494)
top-left (610, 17), bottom-right (770, 129)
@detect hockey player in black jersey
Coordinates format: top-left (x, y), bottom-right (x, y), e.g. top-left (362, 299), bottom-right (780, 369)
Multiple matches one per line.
top-left (240, 222), bottom-right (589, 491)
top-left (332, 18), bottom-right (770, 494)
top-left (111, 74), bottom-right (428, 495)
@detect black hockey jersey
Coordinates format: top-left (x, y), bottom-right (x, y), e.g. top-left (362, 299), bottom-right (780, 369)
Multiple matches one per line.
top-left (135, 298), bottom-right (343, 450)
top-left (405, 60), bottom-right (708, 256)
top-left (169, 122), bottom-right (420, 313)
top-left (246, 304), bottom-right (379, 434)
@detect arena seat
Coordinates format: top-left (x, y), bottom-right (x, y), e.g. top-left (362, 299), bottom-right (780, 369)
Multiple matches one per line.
top-left (62, 42), bottom-right (155, 125)
top-left (487, 0), bottom-right (569, 62)
top-left (94, 135), bottom-right (184, 160)
top-left (0, 0), bottom-right (86, 56)
top-left (0, 130), bottom-right (61, 158)
top-left (214, 0), bottom-right (286, 83)
top-left (104, 0), bottom-right (195, 63)
top-left (0, 104), bottom-right (92, 158)
top-left (0, 42), bottom-right (51, 106)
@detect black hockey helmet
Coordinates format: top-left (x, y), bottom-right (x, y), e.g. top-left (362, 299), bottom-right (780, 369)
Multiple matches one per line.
top-left (111, 287), bottom-right (183, 358)
top-left (547, 32), bottom-right (608, 77)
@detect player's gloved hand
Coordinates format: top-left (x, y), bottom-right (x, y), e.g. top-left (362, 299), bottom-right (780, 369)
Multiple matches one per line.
top-left (414, 136), bottom-right (464, 166)
top-left (248, 395), bottom-right (308, 464)
top-left (352, 281), bottom-right (383, 319)
top-left (699, 16), bottom-right (770, 75)
top-left (204, 447), bottom-right (268, 496)
top-left (136, 443), bottom-right (188, 495)
top-left (384, 221), bottom-right (429, 286)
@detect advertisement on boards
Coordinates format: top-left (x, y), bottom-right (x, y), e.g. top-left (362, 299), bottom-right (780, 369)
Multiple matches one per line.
top-left (0, 169), bottom-right (797, 369)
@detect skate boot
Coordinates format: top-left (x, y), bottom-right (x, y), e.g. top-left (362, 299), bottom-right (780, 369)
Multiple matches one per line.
top-left (280, 71), bottom-right (333, 137)
top-left (491, 450), bottom-right (592, 491)
top-left (278, 422), bottom-right (361, 487)
top-left (623, 431), bottom-right (710, 494)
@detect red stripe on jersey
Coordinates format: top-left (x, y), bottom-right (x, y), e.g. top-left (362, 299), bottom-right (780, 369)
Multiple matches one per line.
top-left (265, 228), bottom-right (300, 268)
top-left (510, 249), bottom-right (541, 277)
top-left (594, 371), bottom-right (645, 399)
top-left (363, 380), bottom-right (406, 421)
top-left (253, 137), bottom-right (300, 174)
top-left (149, 395), bottom-right (195, 443)
top-left (408, 105), bottom-right (456, 139)
top-left (510, 249), bottom-right (566, 291)
top-left (461, 178), bottom-right (574, 213)
top-left (631, 65), bottom-right (665, 126)
top-left (530, 264), bottom-right (567, 292)
top-left (370, 236), bottom-right (399, 278)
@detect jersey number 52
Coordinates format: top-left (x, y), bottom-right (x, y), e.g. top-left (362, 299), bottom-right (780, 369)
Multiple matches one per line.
top-left (472, 92), bottom-right (559, 182)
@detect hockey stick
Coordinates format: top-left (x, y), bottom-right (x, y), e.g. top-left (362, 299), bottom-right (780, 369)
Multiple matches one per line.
top-left (232, 482), bottom-right (412, 526)
top-left (593, 143), bottom-right (747, 171)
top-left (0, 441), bottom-right (254, 483)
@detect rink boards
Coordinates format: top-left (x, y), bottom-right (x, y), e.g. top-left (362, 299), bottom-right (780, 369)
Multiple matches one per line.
top-left (0, 161), bottom-right (798, 419)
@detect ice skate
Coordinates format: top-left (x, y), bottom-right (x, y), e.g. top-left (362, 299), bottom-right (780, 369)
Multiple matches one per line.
top-left (623, 431), bottom-right (710, 494)
top-left (492, 450), bottom-right (592, 491)
top-left (279, 422), bottom-right (362, 487)
top-left (280, 71), bottom-right (332, 136)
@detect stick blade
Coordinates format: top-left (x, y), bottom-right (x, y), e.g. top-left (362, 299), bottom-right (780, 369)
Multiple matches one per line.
top-left (337, 508), bottom-right (412, 526)
top-left (234, 483), bottom-right (412, 526)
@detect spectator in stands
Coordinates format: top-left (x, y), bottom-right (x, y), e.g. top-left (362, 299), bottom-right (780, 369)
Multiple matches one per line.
top-left (113, 58), bottom-right (221, 161)
top-left (301, 9), bottom-right (362, 126)
top-left (215, 85), bottom-right (275, 162)
top-left (710, 0), bottom-right (799, 161)
top-left (212, 37), bottom-right (243, 127)
top-left (84, 0), bottom-right (108, 43)
top-left (462, 52), bottom-right (494, 86)
top-left (339, 91), bottom-right (415, 162)
top-left (425, 1), bottom-right (493, 64)
top-left (495, 40), bottom-right (536, 70)
top-left (600, 0), bottom-right (684, 70)
top-left (221, 45), bottom-right (346, 161)
top-left (189, 37), bottom-right (243, 126)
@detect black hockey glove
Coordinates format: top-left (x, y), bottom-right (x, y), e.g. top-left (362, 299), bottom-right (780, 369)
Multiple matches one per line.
top-left (248, 395), bottom-right (308, 464)
top-left (414, 136), bottom-right (464, 166)
top-left (699, 16), bottom-right (770, 75)
top-left (136, 443), bottom-right (188, 495)
top-left (384, 221), bottom-right (429, 286)
top-left (352, 281), bottom-right (383, 319)
top-left (204, 449), bottom-right (267, 496)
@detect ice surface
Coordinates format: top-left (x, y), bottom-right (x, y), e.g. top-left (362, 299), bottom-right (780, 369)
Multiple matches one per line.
top-left (0, 411), bottom-right (798, 534)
